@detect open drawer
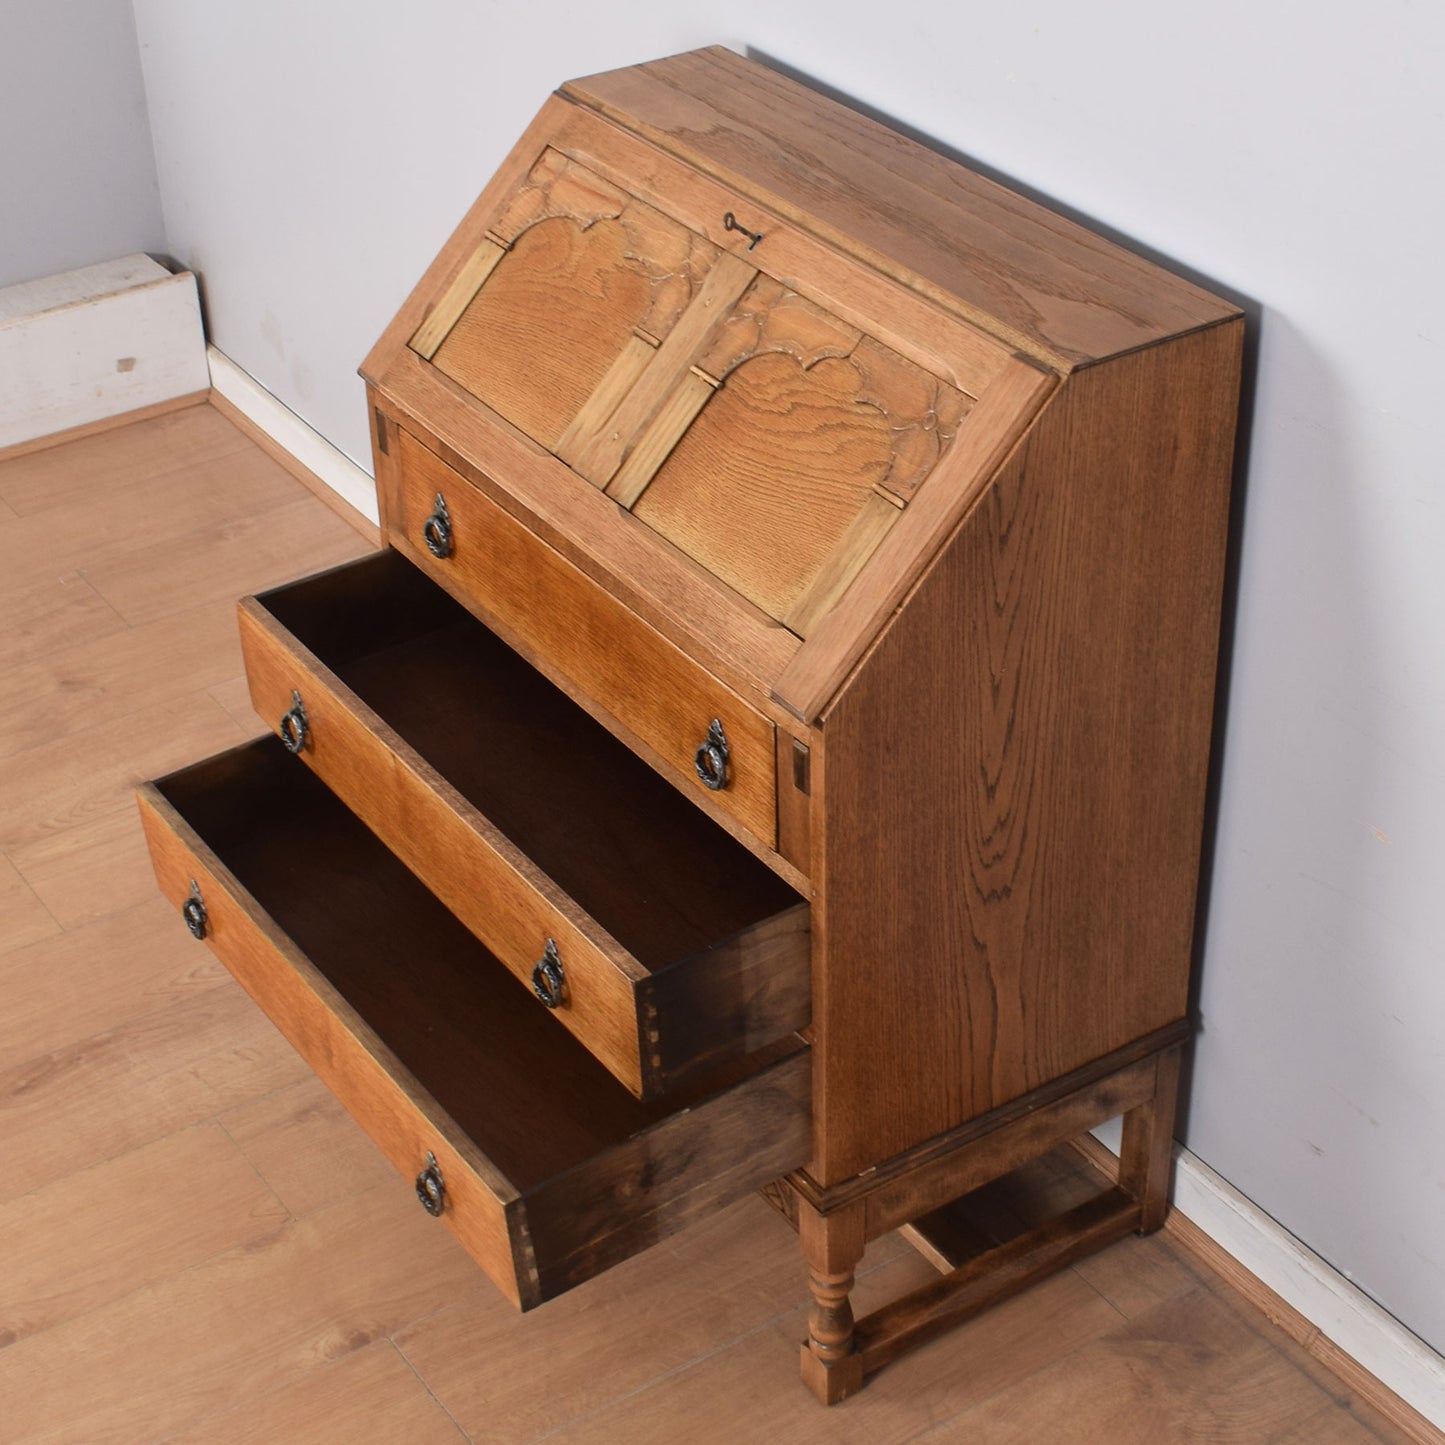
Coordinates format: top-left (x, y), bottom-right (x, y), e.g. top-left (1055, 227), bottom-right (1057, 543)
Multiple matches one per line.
top-left (237, 548), bottom-right (808, 1100)
top-left (137, 738), bottom-right (812, 1309)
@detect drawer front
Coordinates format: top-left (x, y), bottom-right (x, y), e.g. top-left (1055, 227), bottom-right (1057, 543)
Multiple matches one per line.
top-left (136, 772), bottom-right (533, 1306)
top-left (136, 740), bottom-right (811, 1310)
top-left (239, 598), bottom-right (649, 1092)
top-left (393, 428), bottom-right (778, 847)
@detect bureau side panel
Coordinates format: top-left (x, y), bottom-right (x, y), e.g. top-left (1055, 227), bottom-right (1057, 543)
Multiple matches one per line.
top-left (811, 320), bottom-right (1243, 1183)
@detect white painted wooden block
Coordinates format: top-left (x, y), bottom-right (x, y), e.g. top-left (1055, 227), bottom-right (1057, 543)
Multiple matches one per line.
top-left (0, 254), bottom-right (210, 449)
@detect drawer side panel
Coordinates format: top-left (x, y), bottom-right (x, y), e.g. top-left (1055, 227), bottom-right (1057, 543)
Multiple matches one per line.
top-left (528, 1043), bottom-right (811, 1301)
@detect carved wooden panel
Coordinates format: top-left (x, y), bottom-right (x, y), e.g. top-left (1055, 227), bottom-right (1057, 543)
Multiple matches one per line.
top-left (695, 278), bottom-right (861, 380)
top-left (426, 150), bottom-right (717, 451)
top-left (626, 278), bottom-right (973, 632)
top-left (631, 352), bottom-right (899, 628)
top-left (850, 338), bottom-right (972, 502)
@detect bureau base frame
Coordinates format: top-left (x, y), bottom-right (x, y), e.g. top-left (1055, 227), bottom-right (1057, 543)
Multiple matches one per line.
top-left (767, 1027), bottom-right (1187, 1404)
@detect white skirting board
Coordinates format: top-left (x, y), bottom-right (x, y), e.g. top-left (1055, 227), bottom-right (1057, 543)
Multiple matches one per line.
top-left (0, 255), bottom-right (209, 449)
top-left (206, 347), bottom-right (379, 526)
top-left (1092, 1123), bottom-right (1445, 1428)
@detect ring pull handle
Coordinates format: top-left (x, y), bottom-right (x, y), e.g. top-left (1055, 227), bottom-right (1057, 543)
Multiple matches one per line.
top-left (415, 1151), bottom-right (445, 1217)
top-left (694, 718), bottom-right (730, 791)
top-left (181, 879), bottom-right (208, 940)
top-left (531, 938), bottom-right (566, 1009)
top-left (278, 689), bottom-right (309, 754)
top-left (422, 492), bottom-right (453, 558)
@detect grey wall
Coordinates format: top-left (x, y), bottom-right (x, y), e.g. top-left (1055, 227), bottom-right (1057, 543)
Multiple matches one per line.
top-left (0, 0), bottom-right (164, 290)
top-left (128, 0), bottom-right (1445, 1354)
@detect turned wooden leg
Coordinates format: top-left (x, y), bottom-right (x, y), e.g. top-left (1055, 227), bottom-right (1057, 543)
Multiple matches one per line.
top-left (797, 1199), bottom-right (866, 1404)
top-left (1119, 1045), bottom-right (1183, 1234)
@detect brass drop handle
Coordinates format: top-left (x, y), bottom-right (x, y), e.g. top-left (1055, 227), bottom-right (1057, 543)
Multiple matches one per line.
top-left (278, 689), bottom-right (309, 754)
top-left (694, 718), bottom-right (730, 791)
top-left (181, 879), bottom-right (207, 940)
top-left (415, 1151), bottom-right (445, 1216)
top-left (422, 492), bottom-right (453, 558)
top-left (531, 938), bottom-right (566, 1009)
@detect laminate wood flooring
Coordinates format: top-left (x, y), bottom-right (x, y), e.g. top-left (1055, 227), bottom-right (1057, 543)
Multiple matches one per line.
top-left (0, 401), bottom-right (1427, 1443)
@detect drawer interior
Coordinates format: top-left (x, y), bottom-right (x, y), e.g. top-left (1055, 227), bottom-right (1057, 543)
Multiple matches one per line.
top-left (156, 739), bottom-right (808, 1216)
top-left (258, 549), bottom-right (802, 972)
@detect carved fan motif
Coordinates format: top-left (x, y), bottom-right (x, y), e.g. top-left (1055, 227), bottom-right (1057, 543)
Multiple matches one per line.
top-left (487, 149), bottom-right (626, 240)
top-left (850, 338), bottom-right (972, 501)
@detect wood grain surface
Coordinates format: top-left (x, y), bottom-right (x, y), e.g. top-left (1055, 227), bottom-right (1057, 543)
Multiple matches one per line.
top-left (563, 48), bottom-right (1241, 369)
top-left (545, 101), bottom-right (1014, 396)
top-left (773, 353), bottom-right (1055, 721)
top-left (429, 149), bottom-right (720, 452)
top-left (393, 427), bottom-right (781, 846)
top-left (370, 362), bottom-right (805, 707)
top-left (238, 590), bottom-right (647, 1094)
top-left (566, 248), bottom-right (756, 483)
top-left (812, 322), bottom-right (1243, 1182)
top-left (630, 351), bottom-right (899, 627)
top-left (139, 741), bottom-right (812, 1311)
top-left (432, 217), bottom-right (652, 449)
top-left (137, 765), bottom-right (536, 1309)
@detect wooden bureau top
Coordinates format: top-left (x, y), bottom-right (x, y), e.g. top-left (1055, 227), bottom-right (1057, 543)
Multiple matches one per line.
top-left (362, 45), bottom-right (1243, 729)
top-left (562, 47), bottom-right (1239, 370)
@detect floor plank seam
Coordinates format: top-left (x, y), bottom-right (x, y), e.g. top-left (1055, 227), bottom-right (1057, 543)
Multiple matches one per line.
top-left (389, 1334), bottom-right (476, 1443)
top-left (0, 979), bottom-right (269, 1207)
top-left (1064, 1255), bottom-right (1133, 1327)
top-left (64, 487), bottom-right (372, 626)
top-left (510, 1242), bottom-right (915, 1442)
top-left (0, 1224), bottom-right (300, 1369)
top-left (523, 1314), bottom-right (788, 1444)
top-left (0, 435), bottom-right (253, 517)
top-left (0, 850), bottom-right (66, 942)
top-left (0, 648), bottom-right (242, 772)
top-left (212, 1110), bottom-right (299, 1225)
top-left (895, 1281), bottom-right (1159, 1445)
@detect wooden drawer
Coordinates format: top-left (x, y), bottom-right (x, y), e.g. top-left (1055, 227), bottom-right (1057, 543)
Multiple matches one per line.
top-left (137, 738), bottom-right (812, 1310)
top-left (392, 427), bottom-right (780, 846)
top-left (238, 549), bottom-right (809, 1100)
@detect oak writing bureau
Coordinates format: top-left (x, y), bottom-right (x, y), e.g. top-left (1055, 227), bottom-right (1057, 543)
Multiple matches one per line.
top-left (137, 47), bottom-right (1243, 1402)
